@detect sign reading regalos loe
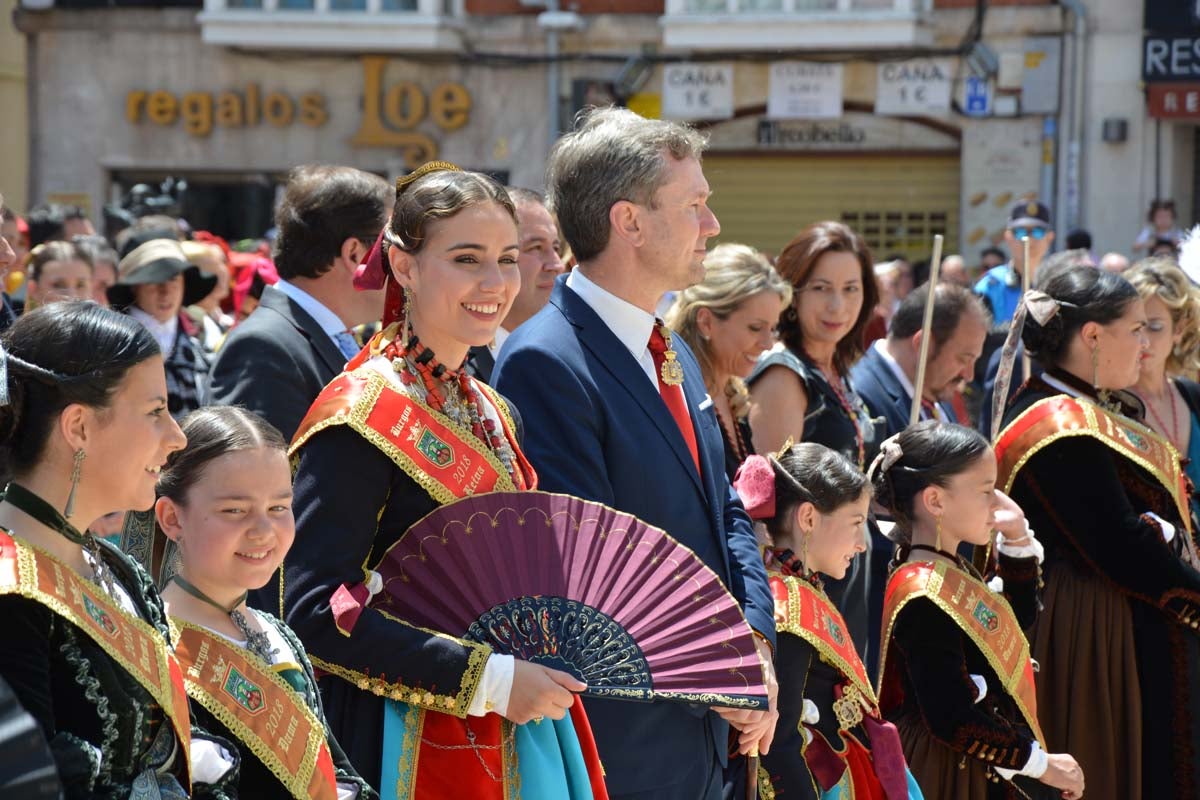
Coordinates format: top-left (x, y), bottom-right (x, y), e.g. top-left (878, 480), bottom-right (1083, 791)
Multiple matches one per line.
top-left (124, 56), bottom-right (472, 165)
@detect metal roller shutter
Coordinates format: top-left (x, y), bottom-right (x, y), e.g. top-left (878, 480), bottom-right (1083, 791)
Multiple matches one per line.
top-left (702, 153), bottom-right (960, 261)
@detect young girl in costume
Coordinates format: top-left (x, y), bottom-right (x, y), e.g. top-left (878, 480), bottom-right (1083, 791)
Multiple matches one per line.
top-left (733, 441), bottom-right (922, 800)
top-left (156, 406), bottom-right (376, 799)
top-left (0, 302), bottom-right (236, 799)
top-left (872, 421), bottom-right (1083, 800)
top-left (273, 163), bottom-right (607, 799)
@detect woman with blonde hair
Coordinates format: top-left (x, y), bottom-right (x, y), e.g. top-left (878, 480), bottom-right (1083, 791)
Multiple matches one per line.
top-left (666, 243), bottom-right (791, 480)
top-left (1126, 258), bottom-right (1200, 524)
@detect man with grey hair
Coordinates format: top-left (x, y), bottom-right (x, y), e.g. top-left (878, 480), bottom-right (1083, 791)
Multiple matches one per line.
top-left (494, 107), bottom-right (778, 800)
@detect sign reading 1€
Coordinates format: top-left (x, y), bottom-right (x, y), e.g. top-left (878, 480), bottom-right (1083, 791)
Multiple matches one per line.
top-left (124, 56), bottom-right (471, 165)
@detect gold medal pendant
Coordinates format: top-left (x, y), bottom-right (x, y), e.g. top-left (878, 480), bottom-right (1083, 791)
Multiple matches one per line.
top-left (661, 352), bottom-right (685, 386)
top-left (658, 325), bottom-right (685, 386)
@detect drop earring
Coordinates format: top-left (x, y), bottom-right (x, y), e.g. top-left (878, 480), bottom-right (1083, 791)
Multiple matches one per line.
top-left (64, 449), bottom-right (85, 519)
top-left (934, 515), bottom-right (943, 554)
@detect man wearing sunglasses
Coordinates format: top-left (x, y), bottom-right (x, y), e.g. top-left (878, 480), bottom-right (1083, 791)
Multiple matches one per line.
top-left (974, 200), bottom-right (1056, 323)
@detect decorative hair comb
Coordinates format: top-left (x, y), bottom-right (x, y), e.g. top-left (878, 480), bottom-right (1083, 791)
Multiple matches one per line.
top-left (395, 160), bottom-right (462, 194)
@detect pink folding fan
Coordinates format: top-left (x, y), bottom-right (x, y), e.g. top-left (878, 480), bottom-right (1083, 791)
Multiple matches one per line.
top-left (371, 491), bottom-right (769, 710)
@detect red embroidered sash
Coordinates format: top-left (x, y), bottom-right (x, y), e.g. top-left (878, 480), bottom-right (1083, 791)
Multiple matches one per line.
top-left (292, 368), bottom-right (536, 505)
top-left (0, 532), bottom-right (193, 787)
top-left (173, 621), bottom-right (338, 800)
top-left (879, 561), bottom-right (1045, 746)
top-left (995, 395), bottom-right (1191, 533)
top-left (770, 575), bottom-right (876, 708)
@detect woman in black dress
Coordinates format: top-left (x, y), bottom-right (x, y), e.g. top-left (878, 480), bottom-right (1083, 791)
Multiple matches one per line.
top-left (748, 221), bottom-right (881, 658)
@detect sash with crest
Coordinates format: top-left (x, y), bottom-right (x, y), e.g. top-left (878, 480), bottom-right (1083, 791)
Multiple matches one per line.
top-left (292, 367), bottom-right (536, 506)
top-left (996, 394), bottom-right (1191, 533)
top-left (0, 531), bottom-right (193, 788)
top-left (771, 574), bottom-right (876, 713)
top-left (879, 560), bottom-right (1046, 747)
top-left (173, 621), bottom-right (338, 800)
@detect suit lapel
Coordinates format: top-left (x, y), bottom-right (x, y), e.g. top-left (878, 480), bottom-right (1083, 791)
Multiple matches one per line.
top-left (261, 286), bottom-right (345, 378)
top-left (552, 283), bottom-right (706, 498)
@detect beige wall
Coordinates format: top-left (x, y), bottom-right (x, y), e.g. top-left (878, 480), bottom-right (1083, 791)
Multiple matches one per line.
top-left (0, 0), bottom-right (28, 212)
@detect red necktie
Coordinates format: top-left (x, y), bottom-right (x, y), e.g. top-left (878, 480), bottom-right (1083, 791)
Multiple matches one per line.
top-left (648, 325), bottom-right (701, 474)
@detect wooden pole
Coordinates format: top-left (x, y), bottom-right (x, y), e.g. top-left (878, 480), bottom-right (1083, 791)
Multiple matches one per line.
top-left (909, 234), bottom-right (945, 426)
top-left (1021, 235), bottom-right (1032, 377)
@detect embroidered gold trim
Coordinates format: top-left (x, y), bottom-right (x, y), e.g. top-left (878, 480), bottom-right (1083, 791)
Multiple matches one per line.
top-left (773, 575), bottom-right (878, 708)
top-left (173, 619), bottom-right (331, 799)
top-left (290, 369), bottom-right (517, 507)
top-left (998, 395), bottom-right (1189, 529)
top-left (0, 537), bottom-right (194, 783)
top-left (878, 561), bottom-right (1044, 747)
top-left (310, 638), bottom-right (490, 719)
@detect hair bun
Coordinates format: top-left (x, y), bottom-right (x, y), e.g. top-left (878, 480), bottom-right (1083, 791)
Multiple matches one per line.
top-left (1020, 309), bottom-right (1065, 359)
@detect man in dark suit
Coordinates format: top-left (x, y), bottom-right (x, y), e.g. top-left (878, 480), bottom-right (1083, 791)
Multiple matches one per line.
top-left (209, 165), bottom-right (390, 441)
top-left (494, 108), bottom-right (777, 800)
top-left (851, 281), bottom-right (989, 436)
top-left (465, 187), bottom-right (564, 382)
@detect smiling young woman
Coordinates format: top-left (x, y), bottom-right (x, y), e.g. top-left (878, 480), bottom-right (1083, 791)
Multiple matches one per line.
top-left (271, 163), bottom-right (606, 800)
top-left (0, 302), bottom-right (240, 799)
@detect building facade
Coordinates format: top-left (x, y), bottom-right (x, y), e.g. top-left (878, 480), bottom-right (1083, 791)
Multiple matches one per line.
top-left (13, 0), bottom-right (1172, 264)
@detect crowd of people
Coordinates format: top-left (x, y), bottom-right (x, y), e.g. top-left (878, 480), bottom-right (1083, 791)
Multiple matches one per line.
top-left (1, 105), bottom-right (1199, 800)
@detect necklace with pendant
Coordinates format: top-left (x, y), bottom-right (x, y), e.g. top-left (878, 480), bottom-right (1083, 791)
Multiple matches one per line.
top-left (171, 575), bottom-right (278, 663)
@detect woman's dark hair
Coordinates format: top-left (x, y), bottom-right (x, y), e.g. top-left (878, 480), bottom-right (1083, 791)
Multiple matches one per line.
top-left (774, 221), bottom-right (879, 375)
top-left (869, 421), bottom-right (991, 546)
top-left (1021, 265), bottom-right (1139, 368)
top-left (157, 406), bottom-right (287, 506)
top-left (766, 442), bottom-right (870, 544)
top-left (0, 302), bottom-right (159, 476)
top-left (387, 170), bottom-right (516, 256)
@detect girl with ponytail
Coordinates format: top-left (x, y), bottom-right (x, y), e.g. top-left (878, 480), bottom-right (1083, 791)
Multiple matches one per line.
top-left (732, 442), bottom-right (922, 799)
top-left (871, 421), bottom-right (1083, 800)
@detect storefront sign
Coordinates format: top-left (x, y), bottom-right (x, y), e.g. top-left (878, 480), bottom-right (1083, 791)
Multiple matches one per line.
top-left (661, 63), bottom-right (734, 120)
top-left (125, 86), bottom-right (328, 137)
top-left (1148, 82), bottom-right (1200, 118)
top-left (875, 59), bottom-right (952, 116)
top-left (758, 120), bottom-right (864, 147)
top-left (1143, 36), bottom-right (1200, 81)
top-left (767, 62), bottom-right (842, 120)
top-left (124, 57), bottom-right (473, 166)
top-left (351, 56), bottom-right (472, 166)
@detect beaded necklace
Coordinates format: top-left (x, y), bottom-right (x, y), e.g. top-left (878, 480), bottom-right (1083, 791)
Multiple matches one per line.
top-left (820, 366), bottom-right (866, 470)
top-left (381, 331), bottom-right (526, 488)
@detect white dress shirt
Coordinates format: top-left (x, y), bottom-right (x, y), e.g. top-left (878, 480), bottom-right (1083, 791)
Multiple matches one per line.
top-left (873, 338), bottom-right (945, 422)
top-left (274, 280), bottom-right (349, 352)
top-left (567, 269), bottom-right (661, 389)
top-left (128, 306), bottom-right (179, 357)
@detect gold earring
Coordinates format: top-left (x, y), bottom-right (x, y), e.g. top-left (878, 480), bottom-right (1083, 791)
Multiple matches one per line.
top-left (935, 515), bottom-right (943, 553)
top-left (801, 529), bottom-right (811, 579)
top-left (64, 449), bottom-right (86, 518)
top-left (1090, 345), bottom-right (1100, 392)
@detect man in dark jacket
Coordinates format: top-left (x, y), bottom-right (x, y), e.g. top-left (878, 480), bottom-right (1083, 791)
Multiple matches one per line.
top-left (209, 165), bottom-right (390, 441)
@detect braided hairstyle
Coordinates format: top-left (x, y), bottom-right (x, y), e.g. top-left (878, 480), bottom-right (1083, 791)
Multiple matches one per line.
top-left (0, 302), bottom-right (159, 477)
top-left (765, 442), bottom-right (870, 545)
top-left (868, 421), bottom-right (990, 557)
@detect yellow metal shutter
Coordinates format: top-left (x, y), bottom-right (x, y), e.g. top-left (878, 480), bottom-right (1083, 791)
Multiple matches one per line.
top-left (702, 153), bottom-right (960, 261)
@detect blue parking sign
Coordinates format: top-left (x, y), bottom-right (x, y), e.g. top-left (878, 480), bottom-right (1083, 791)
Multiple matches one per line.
top-left (965, 76), bottom-right (991, 116)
